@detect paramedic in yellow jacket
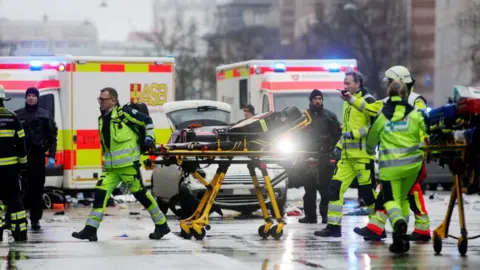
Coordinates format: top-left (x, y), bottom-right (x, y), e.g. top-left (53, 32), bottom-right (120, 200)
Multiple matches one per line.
top-left (364, 80), bottom-right (425, 253)
top-left (72, 87), bottom-right (170, 241)
top-left (314, 71), bottom-right (378, 238)
top-left (345, 66), bottom-right (431, 242)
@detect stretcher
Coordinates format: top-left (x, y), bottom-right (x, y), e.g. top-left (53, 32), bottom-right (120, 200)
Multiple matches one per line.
top-left (151, 106), bottom-right (319, 240)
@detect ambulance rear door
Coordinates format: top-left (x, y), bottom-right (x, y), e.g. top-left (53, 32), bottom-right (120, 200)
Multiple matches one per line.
top-left (70, 56), bottom-right (175, 188)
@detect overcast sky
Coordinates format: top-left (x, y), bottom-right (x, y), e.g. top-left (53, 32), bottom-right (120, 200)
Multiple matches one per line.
top-left (0, 0), bottom-right (154, 41)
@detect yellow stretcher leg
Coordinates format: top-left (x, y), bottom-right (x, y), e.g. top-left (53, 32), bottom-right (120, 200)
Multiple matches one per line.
top-left (433, 173), bottom-right (468, 256)
top-left (248, 161), bottom-right (285, 240)
top-left (179, 164), bottom-right (229, 240)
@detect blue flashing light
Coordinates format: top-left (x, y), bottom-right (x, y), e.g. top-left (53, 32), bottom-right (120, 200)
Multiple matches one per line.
top-left (29, 60), bottom-right (43, 71)
top-left (328, 62), bottom-right (341, 72)
top-left (273, 62), bottom-right (286, 72)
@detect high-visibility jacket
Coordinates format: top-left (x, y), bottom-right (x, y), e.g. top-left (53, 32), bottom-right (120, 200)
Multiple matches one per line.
top-left (366, 96), bottom-right (425, 180)
top-left (350, 88), bottom-right (428, 141)
top-left (0, 107), bottom-right (28, 166)
top-left (99, 104), bottom-right (155, 169)
top-left (335, 89), bottom-right (376, 159)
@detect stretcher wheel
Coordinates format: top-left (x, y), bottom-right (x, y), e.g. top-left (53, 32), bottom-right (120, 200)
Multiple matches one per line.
top-left (180, 228), bottom-right (191, 239)
top-left (433, 235), bottom-right (442, 254)
top-left (270, 225), bottom-right (283, 240)
top-left (258, 225), bottom-right (270, 239)
top-left (458, 239), bottom-right (467, 256)
top-left (205, 225), bottom-right (211, 231)
top-left (192, 228), bottom-right (206, 240)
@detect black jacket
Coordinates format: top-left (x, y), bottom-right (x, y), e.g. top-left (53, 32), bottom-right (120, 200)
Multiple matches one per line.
top-left (303, 107), bottom-right (342, 153)
top-left (0, 106), bottom-right (28, 166)
top-left (15, 105), bottom-right (58, 158)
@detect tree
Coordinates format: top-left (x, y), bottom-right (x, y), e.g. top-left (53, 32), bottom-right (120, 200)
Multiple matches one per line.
top-left (305, 0), bottom-right (409, 97)
top-left (457, 2), bottom-right (480, 85)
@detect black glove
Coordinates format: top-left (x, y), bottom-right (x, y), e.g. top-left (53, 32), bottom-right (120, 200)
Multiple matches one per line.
top-left (330, 147), bottom-right (342, 162)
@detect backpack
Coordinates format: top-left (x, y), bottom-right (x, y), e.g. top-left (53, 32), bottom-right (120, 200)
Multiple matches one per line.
top-left (119, 102), bottom-right (151, 153)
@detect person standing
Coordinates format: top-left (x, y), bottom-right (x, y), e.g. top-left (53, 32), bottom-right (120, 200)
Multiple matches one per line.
top-left (299, 89), bottom-right (341, 224)
top-left (15, 87), bottom-right (58, 231)
top-left (0, 84), bottom-right (29, 241)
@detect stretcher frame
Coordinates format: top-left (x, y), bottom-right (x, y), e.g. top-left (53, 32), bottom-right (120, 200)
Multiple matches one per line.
top-left (152, 111), bottom-right (316, 240)
top-left (421, 143), bottom-right (480, 256)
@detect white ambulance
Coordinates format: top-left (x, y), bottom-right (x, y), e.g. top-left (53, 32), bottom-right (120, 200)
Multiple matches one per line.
top-left (0, 55), bottom-right (175, 203)
top-left (216, 59), bottom-right (358, 123)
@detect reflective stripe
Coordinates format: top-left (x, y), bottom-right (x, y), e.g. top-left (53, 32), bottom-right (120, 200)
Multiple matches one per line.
top-left (369, 216), bottom-right (386, 229)
top-left (17, 129), bottom-right (25, 138)
top-left (0, 130), bottom-right (15, 137)
top-left (367, 206), bottom-right (375, 215)
top-left (18, 156), bottom-right (27, 164)
top-left (344, 142), bottom-right (367, 150)
top-left (379, 155), bottom-right (423, 168)
top-left (11, 211), bottom-right (26, 220)
top-left (328, 204), bottom-right (343, 213)
top-left (110, 156), bottom-right (139, 166)
top-left (0, 118), bottom-right (13, 122)
top-left (259, 119), bottom-right (268, 132)
top-left (415, 222), bottom-right (430, 231)
top-left (19, 223), bottom-right (27, 231)
top-left (86, 218), bottom-right (101, 228)
top-left (328, 216), bottom-right (342, 224)
top-left (386, 208), bottom-right (403, 221)
top-left (146, 124), bottom-right (154, 130)
top-left (148, 206), bottom-right (166, 223)
top-left (0, 157), bottom-right (18, 165)
top-left (103, 147), bottom-right (139, 159)
top-left (149, 206), bottom-right (161, 216)
top-left (359, 99), bottom-right (366, 111)
top-left (89, 210), bottom-right (104, 220)
top-left (379, 144), bottom-right (420, 155)
top-left (152, 213), bottom-right (165, 223)
top-left (358, 127), bottom-right (367, 137)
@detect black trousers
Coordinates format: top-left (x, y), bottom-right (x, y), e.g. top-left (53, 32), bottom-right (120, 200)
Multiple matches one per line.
top-left (24, 150), bottom-right (46, 222)
top-left (0, 165), bottom-right (25, 217)
top-left (303, 156), bottom-right (334, 219)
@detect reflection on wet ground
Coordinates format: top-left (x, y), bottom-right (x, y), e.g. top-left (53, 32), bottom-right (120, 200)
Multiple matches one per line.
top-left (0, 199), bottom-right (480, 269)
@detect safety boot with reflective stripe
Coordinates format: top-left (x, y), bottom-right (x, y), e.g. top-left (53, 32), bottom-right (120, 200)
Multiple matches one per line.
top-left (313, 224), bottom-right (341, 238)
top-left (407, 231), bottom-right (431, 242)
top-left (72, 225), bottom-right (98, 242)
top-left (353, 226), bottom-right (386, 241)
top-left (389, 220), bottom-right (410, 254)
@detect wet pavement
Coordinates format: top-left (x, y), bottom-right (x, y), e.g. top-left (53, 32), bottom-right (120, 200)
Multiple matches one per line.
top-left (1, 190), bottom-right (480, 269)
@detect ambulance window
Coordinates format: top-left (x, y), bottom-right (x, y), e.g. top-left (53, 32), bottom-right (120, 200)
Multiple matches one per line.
top-left (239, 79), bottom-right (248, 109)
top-left (262, 95), bottom-right (270, 113)
top-left (39, 94), bottom-right (55, 117)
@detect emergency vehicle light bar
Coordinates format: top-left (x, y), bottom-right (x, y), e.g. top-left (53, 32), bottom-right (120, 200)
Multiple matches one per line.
top-left (29, 60), bottom-right (66, 72)
top-left (268, 61), bottom-right (356, 74)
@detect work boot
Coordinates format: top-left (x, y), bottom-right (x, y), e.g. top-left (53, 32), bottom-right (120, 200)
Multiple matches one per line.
top-left (149, 223), bottom-right (171, 240)
top-left (407, 232), bottom-right (431, 242)
top-left (389, 221), bottom-right (410, 254)
top-left (353, 226), bottom-right (386, 241)
top-left (31, 221), bottom-right (41, 231)
top-left (314, 224), bottom-right (341, 237)
top-left (72, 226), bottom-right (98, 242)
top-left (299, 216), bottom-right (317, 224)
top-left (321, 216), bottom-right (327, 224)
top-left (12, 227), bottom-right (27, 242)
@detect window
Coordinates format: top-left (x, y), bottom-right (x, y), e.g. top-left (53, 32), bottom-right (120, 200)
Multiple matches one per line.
top-left (239, 79), bottom-right (248, 109)
top-left (262, 95), bottom-right (270, 113)
top-left (39, 93), bottom-right (55, 118)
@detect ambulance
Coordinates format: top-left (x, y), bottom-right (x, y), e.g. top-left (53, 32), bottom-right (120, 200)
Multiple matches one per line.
top-left (0, 55), bottom-right (175, 203)
top-left (216, 59), bottom-right (358, 123)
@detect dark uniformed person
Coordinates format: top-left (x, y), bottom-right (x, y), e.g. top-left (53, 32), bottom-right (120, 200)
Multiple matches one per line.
top-left (15, 87), bottom-right (58, 231)
top-left (243, 104), bottom-right (255, 119)
top-left (72, 87), bottom-right (170, 241)
top-left (0, 84), bottom-right (28, 242)
top-left (299, 89), bottom-right (342, 224)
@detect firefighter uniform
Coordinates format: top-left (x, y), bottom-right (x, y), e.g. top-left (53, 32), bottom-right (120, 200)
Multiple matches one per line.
top-left (351, 66), bottom-right (431, 242)
top-left (72, 104), bottom-right (170, 241)
top-left (314, 89), bottom-right (377, 237)
top-left (366, 95), bottom-right (425, 253)
top-left (0, 85), bottom-right (29, 242)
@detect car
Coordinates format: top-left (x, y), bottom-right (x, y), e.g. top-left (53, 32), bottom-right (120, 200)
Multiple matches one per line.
top-left (151, 100), bottom-right (288, 218)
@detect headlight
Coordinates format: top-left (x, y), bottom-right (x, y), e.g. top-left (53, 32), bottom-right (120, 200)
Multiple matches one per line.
top-left (275, 137), bottom-right (295, 153)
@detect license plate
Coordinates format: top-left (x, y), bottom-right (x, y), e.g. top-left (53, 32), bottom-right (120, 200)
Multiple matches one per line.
top-left (233, 189), bottom-right (251, 195)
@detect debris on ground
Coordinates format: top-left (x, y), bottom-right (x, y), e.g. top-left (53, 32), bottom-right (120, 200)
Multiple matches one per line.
top-left (54, 211), bottom-right (65, 216)
top-left (48, 215), bottom-right (70, 223)
top-left (286, 206), bottom-right (302, 216)
top-left (345, 207), bottom-right (369, 216)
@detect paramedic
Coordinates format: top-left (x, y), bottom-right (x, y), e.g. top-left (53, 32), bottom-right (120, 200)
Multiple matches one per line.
top-left (0, 84), bottom-right (28, 242)
top-left (244, 104), bottom-right (255, 119)
top-left (349, 65), bottom-right (431, 242)
top-left (15, 87), bottom-right (58, 231)
top-left (314, 71), bottom-right (377, 237)
top-left (72, 87), bottom-right (170, 241)
top-left (364, 80), bottom-right (425, 253)
top-left (299, 89), bottom-right (342, 224)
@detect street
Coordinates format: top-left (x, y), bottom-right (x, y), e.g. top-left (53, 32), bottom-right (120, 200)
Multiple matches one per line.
top-left (1, 189), bottom-right (480, 270)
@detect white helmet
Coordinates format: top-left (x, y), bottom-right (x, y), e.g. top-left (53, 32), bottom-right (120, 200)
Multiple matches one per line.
top-left (384, 65), bottom-right (413, 83)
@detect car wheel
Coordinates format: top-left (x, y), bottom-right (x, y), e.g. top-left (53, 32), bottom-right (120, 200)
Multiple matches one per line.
top-left (441, 183), bottom-right (453, 191)
top-left (156, 197), bottom-right (170, 215)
